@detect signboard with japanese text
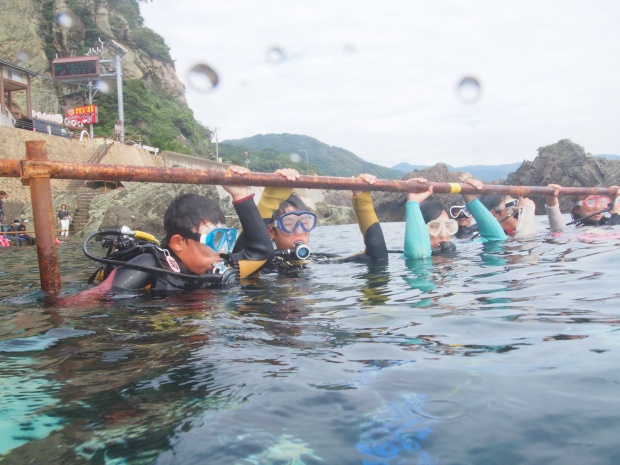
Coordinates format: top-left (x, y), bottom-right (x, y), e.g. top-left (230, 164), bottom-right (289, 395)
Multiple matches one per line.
top-left (65, 105), bottom-right (98, 126)
top-left (52, 56), bottom-right (100, 80)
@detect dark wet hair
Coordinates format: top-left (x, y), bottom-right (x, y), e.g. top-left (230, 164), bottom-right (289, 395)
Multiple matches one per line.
top-left (449, 196), bottom-right (466, 208)
top-left (479, 194), bottom-right (503, 211)
top-left (420, 201), bottom-right (445, 224)
top-left (272, 194), bottom-right (310, 221)
top-left (163, 194), bottom-right (225, 245)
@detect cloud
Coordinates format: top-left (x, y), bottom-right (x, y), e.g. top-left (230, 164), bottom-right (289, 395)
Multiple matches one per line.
top-left (141, 0), bottom-right (620, 167)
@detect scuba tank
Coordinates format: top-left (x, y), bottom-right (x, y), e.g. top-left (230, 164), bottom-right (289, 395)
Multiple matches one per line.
top-left (83, 226), bottom-right (239, 288)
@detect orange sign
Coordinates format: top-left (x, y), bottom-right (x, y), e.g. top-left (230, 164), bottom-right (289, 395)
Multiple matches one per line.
top-left (65, 105), bottom-right (98, 126)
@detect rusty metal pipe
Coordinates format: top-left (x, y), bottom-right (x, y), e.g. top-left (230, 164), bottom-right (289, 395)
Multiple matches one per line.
top-left (12, 159), bottom-right (618, 196)
top-left (25, 142), bottom-right (61, 296)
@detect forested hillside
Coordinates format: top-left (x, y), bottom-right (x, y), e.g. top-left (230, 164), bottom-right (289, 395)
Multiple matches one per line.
top-left (222, 134), bottom-right (403, 178)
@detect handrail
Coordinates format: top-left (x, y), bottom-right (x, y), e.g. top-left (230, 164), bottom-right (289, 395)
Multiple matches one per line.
top-left (4, 158), bottom-right (616, 196)
top-left (0, 141), bottom-right (617, 298)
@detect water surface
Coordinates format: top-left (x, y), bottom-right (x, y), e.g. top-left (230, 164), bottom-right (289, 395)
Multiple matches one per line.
top-left (1, 219), bottom-right (619, 464)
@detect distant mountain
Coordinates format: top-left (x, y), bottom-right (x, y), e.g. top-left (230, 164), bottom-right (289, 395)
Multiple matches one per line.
top-left (594, 154), bottom-right (620, 161)
top-left (392, 162), bottom-right (523, 182)
top-left (222, 134), bottom-right (403, 179)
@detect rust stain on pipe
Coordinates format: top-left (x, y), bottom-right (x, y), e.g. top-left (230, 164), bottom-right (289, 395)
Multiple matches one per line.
top-left (13, 160), bottom-right (616, 196)
top-left (24, 142), bottom-right (61, 297)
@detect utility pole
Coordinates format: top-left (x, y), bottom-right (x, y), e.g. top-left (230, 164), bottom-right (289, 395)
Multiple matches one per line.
top-left (213, 127), bottom-right (219, 162)
top-left (99, 39), bottom-right (127, 142)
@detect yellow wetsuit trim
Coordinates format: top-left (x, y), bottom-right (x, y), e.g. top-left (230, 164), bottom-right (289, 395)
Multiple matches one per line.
top-left (239, 259), bottom-right (268, 278)
top-left (258, 186), bottom-right (293, 219)
top-left (352, 191), bottom-right (379, 236)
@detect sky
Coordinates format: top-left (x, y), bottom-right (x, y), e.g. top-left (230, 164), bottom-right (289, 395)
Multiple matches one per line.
top-left (140, 1), bottom-right (620, 168)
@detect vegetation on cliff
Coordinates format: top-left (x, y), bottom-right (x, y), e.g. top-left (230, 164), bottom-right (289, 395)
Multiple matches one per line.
top-left (96, 80), bottom-right (212, 155)
top-left (221, 134), bottom-right (403, 179)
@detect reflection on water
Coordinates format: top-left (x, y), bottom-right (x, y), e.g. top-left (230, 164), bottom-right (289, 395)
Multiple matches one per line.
top-left (1, 221), bottom-right (620, 464)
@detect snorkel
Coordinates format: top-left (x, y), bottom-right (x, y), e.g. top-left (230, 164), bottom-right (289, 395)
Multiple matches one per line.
top-left (567, 204), bottom-right (613, 227)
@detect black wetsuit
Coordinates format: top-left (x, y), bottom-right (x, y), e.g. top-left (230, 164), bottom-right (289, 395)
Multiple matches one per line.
top-left (109, 195), bottom-right (275, 292)
top-left (578, 213), bottom-right (620, 227)
top-left (455, 224), bottom-right (479, 239)
top-left (234, 188), bottom-right (387, 273)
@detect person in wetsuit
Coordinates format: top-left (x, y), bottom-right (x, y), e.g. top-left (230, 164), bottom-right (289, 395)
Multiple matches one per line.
top-left (479, 193), bottom-right (536, 238)
top-left (87, 166), bottom-right (275, 294)
top-left (545, 183), bottom-right (620, 229)
top-left (233, 168), bottom-right (388, 270)
top-left (448, 197), bottom-right (479, 239)
top-left (403, 177), bottom-right (506, 260)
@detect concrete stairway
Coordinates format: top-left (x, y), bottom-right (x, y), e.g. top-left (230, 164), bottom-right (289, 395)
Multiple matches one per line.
top-left (72, 187), bottom-right (101, 231)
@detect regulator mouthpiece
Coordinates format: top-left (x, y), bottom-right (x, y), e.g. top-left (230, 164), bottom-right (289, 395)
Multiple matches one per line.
top-left (277, 242), bottom-right (311, 260)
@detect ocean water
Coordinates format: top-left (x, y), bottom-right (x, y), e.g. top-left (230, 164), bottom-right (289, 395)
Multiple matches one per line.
top-left (1, 218), bottom-right (619, 465)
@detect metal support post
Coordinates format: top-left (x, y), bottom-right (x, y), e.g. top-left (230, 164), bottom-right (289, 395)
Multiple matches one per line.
top-left (24, 141), bottom-right (61, 295)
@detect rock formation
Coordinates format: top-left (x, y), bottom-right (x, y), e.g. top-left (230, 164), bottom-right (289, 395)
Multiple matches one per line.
top-left (373, 163), bottom-right (473, 222)
top-left (506, 139), bottom-right (620, 214)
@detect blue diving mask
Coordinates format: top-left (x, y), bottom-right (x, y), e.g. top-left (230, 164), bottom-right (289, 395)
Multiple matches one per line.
top-left (182, 227), bottom-right (238, 253)
top-left (271, 211), bottom-right (317, 234)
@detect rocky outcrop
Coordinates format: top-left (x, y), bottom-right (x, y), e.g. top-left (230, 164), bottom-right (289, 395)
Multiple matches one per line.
top-left (506, 139), bottom-right (620, 214)
top-left (0, 0), bottom-right (186, 112)
top-left (372, 163), bottom-right (472, 222)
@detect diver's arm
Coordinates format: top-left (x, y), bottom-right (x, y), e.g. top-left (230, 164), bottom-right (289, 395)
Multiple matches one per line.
top-left (404, 201), bottom-right (432, 260)
top-left (232, 195), bottom-right (276, 277)
top-left (233, 185), bottom-right (293, 253)
top-left (257, 186), bottom-right (293, 219)
top-left (467, 198), bottom-right (507, 241)
top-left (545, 203), bottom-right (566, 231)
top-left (352, 191), bottom-right (388, 260)
top-left (514, 200), bottom-right (536, 238)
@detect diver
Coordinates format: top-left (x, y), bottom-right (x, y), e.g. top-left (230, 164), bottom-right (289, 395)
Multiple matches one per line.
top-left (233, 168), bottom-right (388, 271)
top-left (448, 197), bottom-right (479, 239)
top-left (545, 183), bottom-right (620, 229)
top-left (479, 193), bottom-right (536, 238)
top-left (75, 166), bottom-right (275, 298)
top-left (403, 177), bottom-right (507, 260)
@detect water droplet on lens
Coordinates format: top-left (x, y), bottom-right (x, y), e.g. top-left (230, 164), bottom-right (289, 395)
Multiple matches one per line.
top-left (96, 80), bottom-right (111, 93)
top-left (411, 400), bottom-right (465, 420)
top-left (265, 46), bottom-right (285, 64)
top-left (16, 51), bottom-right (29, 62)
top-left (342, 43), bottom-right (357, 55)
top-left (290, 153), bottom-right (301, 163)
top-left (188, 63), bottom-right (219, 92)
top-left (57, 13), bottom-right (73, 28)
top-left (456, 76), bottom-right (482, 103)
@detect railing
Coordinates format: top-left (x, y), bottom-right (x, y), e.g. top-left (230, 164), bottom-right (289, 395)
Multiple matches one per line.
top-left (0, 140), bottom-right (615, 298)
top-left (1, 105), bottom-right (16, 127)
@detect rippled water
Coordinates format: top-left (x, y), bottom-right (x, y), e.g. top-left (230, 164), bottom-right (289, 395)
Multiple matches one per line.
top-left (1, 219), bottom-right (620, 465)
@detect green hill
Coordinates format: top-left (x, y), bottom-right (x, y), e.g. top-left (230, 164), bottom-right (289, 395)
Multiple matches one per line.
top-left (221, 134), bottom-right (403, 179)
top-left (392, 161), bottom-right (523, 182)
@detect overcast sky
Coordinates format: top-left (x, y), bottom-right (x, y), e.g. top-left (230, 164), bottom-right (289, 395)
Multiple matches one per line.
top-left (140, 1), bottom-right (620, 168)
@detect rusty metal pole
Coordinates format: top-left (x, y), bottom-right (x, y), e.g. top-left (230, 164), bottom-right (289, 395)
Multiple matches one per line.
top-left (14, 160), bottom-right (619, 196)
top-left (24, 141), bottom-right (61, 295)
